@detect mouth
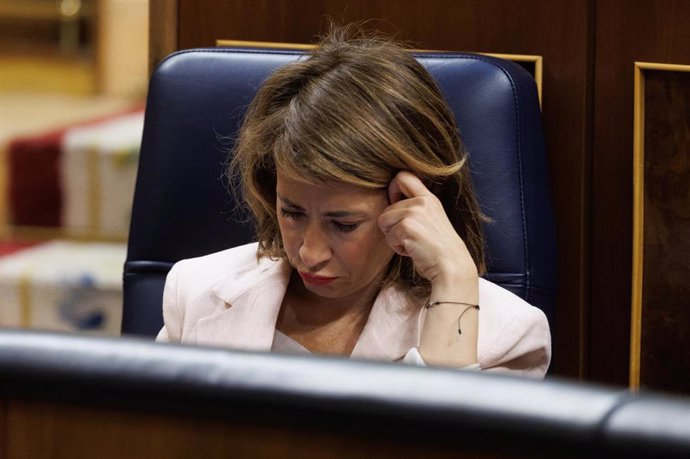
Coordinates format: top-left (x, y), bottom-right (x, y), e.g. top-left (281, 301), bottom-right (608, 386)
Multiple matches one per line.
top-left (298, 272), bottom-right (338, 286)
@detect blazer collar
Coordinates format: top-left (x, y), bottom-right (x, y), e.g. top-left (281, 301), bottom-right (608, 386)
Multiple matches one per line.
top-left (352, 285), bottom-right (422, 361)
top-left (196, 256), bottom-right (291, 351)
top-left (198, 256), bottom-right (422, 361)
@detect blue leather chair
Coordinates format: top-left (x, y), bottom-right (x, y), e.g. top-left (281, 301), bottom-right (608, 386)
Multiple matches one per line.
top-left (122, 48), bottom-right (557, 337)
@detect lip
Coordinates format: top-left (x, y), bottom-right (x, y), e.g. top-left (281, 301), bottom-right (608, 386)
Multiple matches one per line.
top-left (299, 272), bottom-right (338, 286)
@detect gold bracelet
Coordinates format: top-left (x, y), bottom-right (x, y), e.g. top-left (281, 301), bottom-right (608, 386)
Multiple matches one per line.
top-left (425, 301), bottom-right (480, 335)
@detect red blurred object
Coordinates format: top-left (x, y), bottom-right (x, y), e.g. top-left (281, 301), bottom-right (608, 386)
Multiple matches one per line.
top-left (6, 103), bottom-right (146, 228)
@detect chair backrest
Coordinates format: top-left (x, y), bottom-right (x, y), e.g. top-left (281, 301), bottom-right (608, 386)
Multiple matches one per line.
top-left (122, 48), bottom-right (557, 337)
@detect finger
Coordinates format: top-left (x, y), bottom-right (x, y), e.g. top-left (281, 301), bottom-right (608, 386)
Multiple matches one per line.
top-left (383, 222), bottom-right (410, 257)
top-left (378, 203), bottom-right (419, 234)
top-left (383, 213), bottom-right (429, 258)
top-left (387, 171), bottom-right (431, 204)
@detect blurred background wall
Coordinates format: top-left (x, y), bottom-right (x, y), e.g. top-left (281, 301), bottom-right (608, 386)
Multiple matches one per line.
top-left (0, 0), bottom-right (148, 337)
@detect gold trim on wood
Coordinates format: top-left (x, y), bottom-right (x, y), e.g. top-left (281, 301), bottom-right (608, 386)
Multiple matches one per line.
top-left (631, 62), bottom-right (646, 391)
top-left (630, 61), bottom-right (690, 390)
top-left (216, 40), bottom-right (543, 106)
top-left (216, 39), bottom-right (315, 50)
top-left (484, 53), bottom-right (543, 106)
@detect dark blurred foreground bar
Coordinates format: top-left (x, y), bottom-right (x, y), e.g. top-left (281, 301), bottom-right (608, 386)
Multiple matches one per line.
top-left (1, 329), bottom-right (688, 458)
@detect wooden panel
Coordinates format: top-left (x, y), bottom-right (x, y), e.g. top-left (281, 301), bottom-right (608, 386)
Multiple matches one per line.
top-left (0, 399), bottom-right (7, 459)
top-left (148, 0), bottom-right (177, 73)
top-left (631, 65), bottom-right (690, 395)
top-left (2, 398), bottom-right (559, 458)
top-left (215, 39), bottom-right (542, 102)
top-left (591, 0), bottom-right (690, 387)
top-left (160, 0), bottom-right (593, 380)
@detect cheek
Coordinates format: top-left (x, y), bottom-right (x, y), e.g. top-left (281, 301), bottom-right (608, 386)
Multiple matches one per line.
top-left (341, 229), bottom-right (392, 269)
top-left (277, 220), bottom-right (298, 252)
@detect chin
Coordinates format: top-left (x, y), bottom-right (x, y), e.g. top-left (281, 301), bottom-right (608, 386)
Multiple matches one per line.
top-left (303, 283), bottom-right (342, 298)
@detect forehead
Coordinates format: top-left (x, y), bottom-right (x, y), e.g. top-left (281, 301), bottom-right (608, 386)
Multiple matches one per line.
top-left (276, 172), bottom-right (387, 208)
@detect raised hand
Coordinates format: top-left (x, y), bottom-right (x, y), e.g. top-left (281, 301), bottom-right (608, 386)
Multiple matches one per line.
top-left (379, 171), bottom-right (480, 366)
top-left (377, 170), bottom-right (478, 287)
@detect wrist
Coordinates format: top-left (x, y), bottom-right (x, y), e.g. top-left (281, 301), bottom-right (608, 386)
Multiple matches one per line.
top-left (431, 270), bottom-right (479, 305)
top-left (432, 257), bottom-right (478, 284)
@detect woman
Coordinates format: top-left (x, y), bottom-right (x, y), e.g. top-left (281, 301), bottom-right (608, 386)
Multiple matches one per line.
top-left (157, 27), bottom-right (551, 377)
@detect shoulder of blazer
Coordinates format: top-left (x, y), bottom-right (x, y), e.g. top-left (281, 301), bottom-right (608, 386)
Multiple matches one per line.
top-left (168, 242), bottom-right (269, 301)
top-left (477, 278), bottom-right (551, 374)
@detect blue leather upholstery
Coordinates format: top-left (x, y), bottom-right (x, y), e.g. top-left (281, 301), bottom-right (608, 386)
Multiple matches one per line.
top-left (123, 48), bottom-right (557, 337)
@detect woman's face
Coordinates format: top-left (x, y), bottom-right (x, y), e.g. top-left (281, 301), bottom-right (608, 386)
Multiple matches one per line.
top-left (276, 173), bottom-right (395, 301)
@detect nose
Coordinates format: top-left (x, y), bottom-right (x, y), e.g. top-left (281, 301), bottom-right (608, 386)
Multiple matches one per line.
top-left (298, 223), bottom-right (332, 270)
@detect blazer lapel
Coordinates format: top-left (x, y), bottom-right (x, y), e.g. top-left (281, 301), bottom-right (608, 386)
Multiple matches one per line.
top-left (196, 257), bottom-right (291, 351)
top-left (193, 257), bottom-right (423, 361)
top-left (352, 286), bottom-right (422, 361)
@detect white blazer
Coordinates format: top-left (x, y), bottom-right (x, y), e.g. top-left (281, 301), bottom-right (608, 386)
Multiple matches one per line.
top-left (157, 242), bottom-right (551, 377)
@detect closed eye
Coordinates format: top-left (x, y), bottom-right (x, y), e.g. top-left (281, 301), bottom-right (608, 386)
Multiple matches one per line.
top-left (332, 221), bottom-right (359, 233)
top-left (280, 208), bottom-right (303, 220)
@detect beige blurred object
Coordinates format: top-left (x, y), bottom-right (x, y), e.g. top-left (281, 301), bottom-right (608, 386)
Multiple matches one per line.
top-left (0, 0), bottom-right (93, 54)
top-left (0, 0), bottom-right (150, 96)
top-left (0, 0), bottom-right (149, 237)
top-left (0, 0), bottom-right (96, 93)
top-left (0, 240), bottom-right (126, 335)
top-left (0, 93), bottom-right (134, 238)
top-left (96, 0), bottom-right (149, 97)
top-left (60, 110), bottom-right (144, 240)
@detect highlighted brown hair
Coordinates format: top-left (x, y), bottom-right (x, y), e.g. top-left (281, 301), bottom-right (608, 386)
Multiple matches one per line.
top-left (229, 25), bottom-right (486, 296)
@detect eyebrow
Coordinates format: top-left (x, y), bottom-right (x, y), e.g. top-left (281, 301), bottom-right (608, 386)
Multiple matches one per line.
top-left (278, 195), bottom-right (369, 218)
